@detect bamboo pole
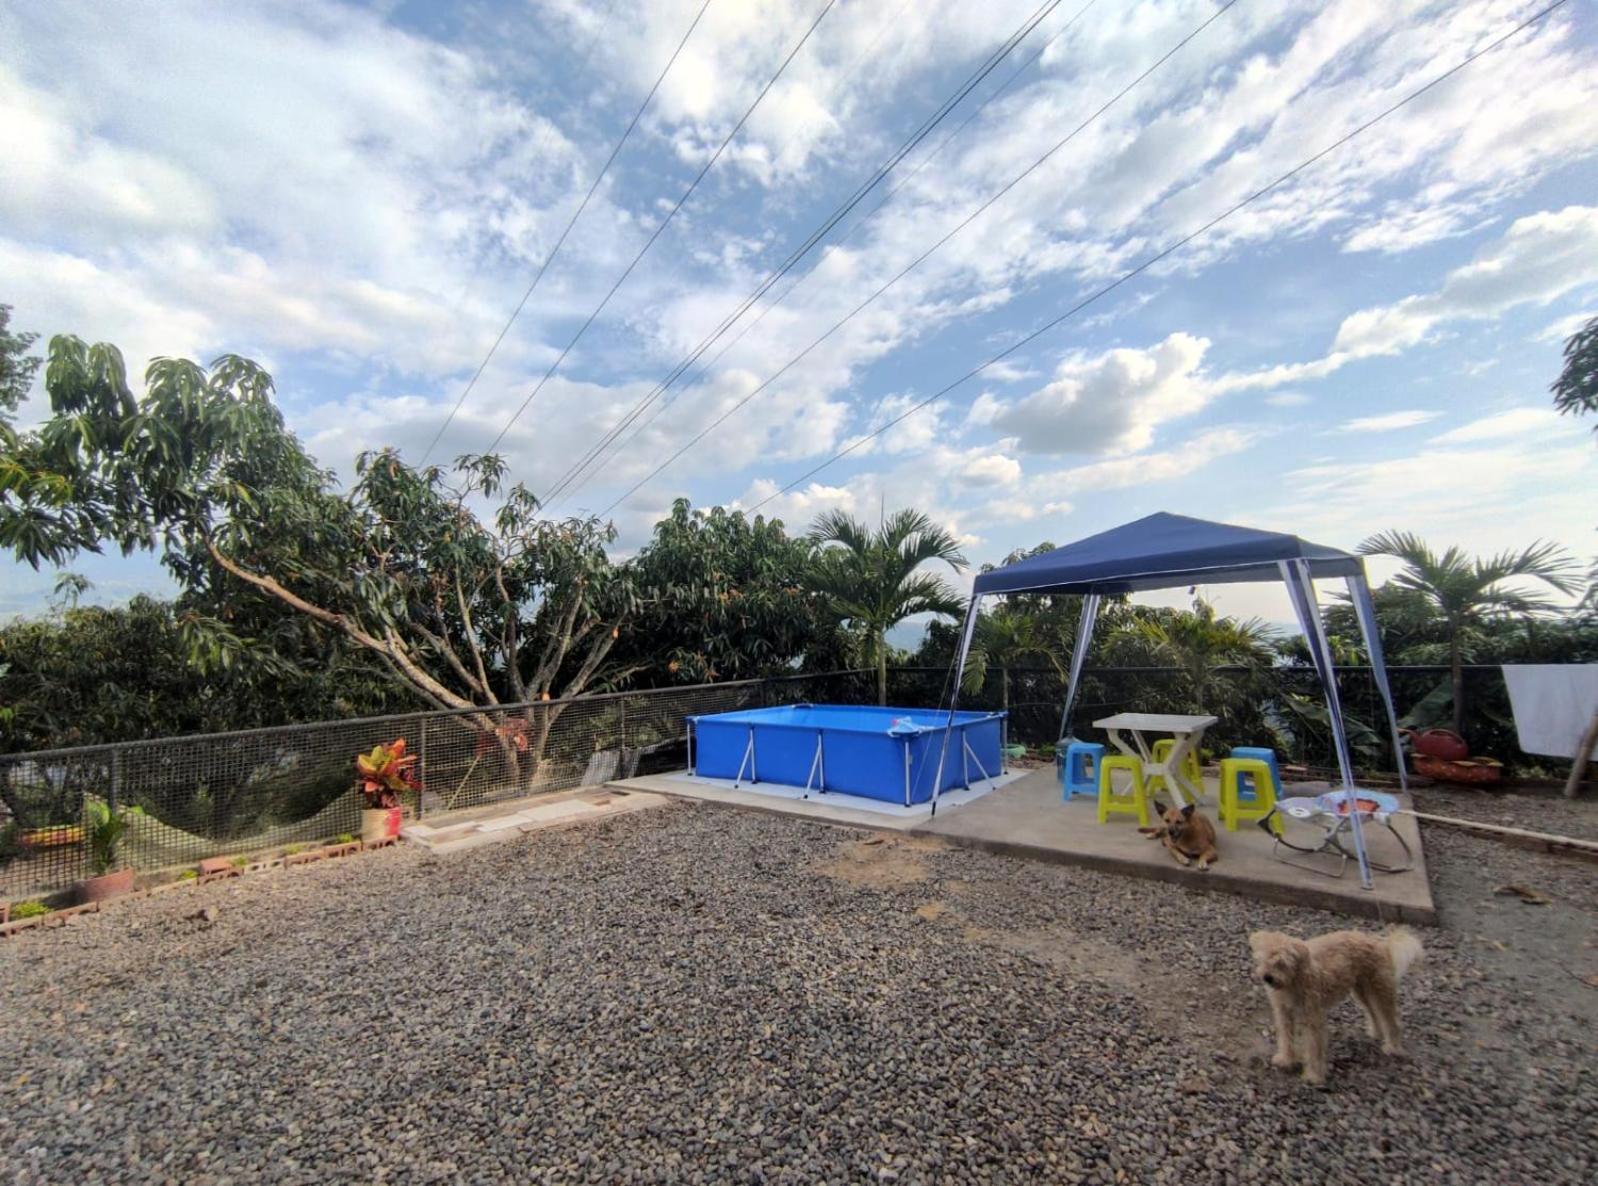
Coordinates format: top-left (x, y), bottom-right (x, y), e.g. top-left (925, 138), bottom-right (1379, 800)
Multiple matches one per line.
top-left (1562, 708), bottom-right (1598, 800)
top-left (1404, 809), bottom-right (1598, 863)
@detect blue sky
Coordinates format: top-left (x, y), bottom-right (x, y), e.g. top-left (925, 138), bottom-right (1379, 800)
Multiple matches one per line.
top-left (2, 0), bottom-right (1596, 623)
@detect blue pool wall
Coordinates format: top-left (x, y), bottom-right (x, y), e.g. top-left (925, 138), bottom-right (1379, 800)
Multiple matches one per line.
top-left (688, 704), bottom-right (1006, 804)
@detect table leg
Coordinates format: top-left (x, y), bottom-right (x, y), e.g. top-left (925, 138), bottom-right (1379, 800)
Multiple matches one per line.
top-left (1105, 728), bottom-right (1139, 761)
top-left (1166, 730), bottom-right (1207, 805)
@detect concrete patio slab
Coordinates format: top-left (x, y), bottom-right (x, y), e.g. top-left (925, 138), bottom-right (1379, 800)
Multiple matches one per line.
top-left (613, 766), bottom-right (1435, 923)
top-left (916, 768), bottom-right (1436, 924)
top-left (608, 769), bottom-right (1023, 831)
top-left (402, 786), bottom-right (667, 854)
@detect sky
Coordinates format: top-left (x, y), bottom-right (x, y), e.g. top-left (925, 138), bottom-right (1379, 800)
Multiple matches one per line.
top-left (2, 0), bottom-right (1596, 626)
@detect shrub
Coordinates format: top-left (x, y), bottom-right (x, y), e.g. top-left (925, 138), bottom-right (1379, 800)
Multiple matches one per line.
top-left (10, 900), bottom-right (49, 919)
top-left (85, 801), bottom-right (142, 877)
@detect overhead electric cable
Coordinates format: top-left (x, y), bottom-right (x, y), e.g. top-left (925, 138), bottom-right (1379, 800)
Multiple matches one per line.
top-left (599, 0), bottom-right (1240, 516)
top-left (548, 0), bottom-right (1099, 511)
top-left (479, 0), bottom-right (842, 458)
top-left (420, 0), bottom-right (715, 464)
top-left (748, 0), bottom-right (1571, 512)
top-left (537, 0), bottom-right (1074, 509)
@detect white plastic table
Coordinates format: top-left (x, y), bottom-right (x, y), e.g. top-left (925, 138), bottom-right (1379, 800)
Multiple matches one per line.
top-left (1093, 712), bottom-right (1217, 806)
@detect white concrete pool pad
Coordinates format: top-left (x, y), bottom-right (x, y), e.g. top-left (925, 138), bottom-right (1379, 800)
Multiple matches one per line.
top-left (609, 767), bottom-right (1028, 831)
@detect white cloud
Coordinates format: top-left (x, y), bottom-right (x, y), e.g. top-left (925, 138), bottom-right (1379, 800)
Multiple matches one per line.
top-left (1332, 206), bottom-right (1598, 359)
top-left (1031, 427), bottom-right (1260, 496)
top-left (1272, 436), bottom-right (1595, 560)
top-left (1539, 309), bottom-right (1595, 343)
top-left (1338, 410), bottom-right (1440, 432)
top-left (867, 393), bottom-right (944, 455)
top-left (1264, 391), bottom-right (1311, 407)
top-left (955, 452), bottom-right (1022, 488)
top-left (963, 391), bottom-right (1005, 430)
top-left (1215, 205), bottom-right (1598, 397)
top-left (1430, 406), bottom-right (1560, 444)
top-left (730, 478), bottom-right (858, 528)
top-left (992, 332), bottom-right (1214, 455)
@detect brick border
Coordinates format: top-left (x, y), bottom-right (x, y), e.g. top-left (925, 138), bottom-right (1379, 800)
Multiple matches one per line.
top-left (0, 835), bottom-right (400, 940)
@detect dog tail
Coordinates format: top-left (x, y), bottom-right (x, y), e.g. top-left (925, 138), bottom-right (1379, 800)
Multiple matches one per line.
top-left (1385, 926), bottom-right (1423, 979)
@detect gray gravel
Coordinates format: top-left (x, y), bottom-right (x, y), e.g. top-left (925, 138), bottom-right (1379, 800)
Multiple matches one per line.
top-left (2, 796), bottom-right (1595, 1185)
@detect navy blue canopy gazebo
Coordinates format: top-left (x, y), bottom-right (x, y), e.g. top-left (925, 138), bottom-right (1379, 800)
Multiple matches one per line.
top-left (935, 513), bottom-right (1408, 888)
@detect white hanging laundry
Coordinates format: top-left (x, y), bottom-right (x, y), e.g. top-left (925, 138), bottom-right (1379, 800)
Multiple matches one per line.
top-left (1502, 664), bottom-right (1598, 759)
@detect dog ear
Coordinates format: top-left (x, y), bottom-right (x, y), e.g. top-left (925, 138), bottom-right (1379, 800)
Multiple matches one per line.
top-left (1151, 799), bottom-right (1169, 817)
top-left (1180, 803), bottom-right (1195, 819)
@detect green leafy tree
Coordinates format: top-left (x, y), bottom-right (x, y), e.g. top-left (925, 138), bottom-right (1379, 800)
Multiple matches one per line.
top-left (806, 509), bottom-right (966, 706)
top-left (1552, 314), bottom-right (1598, 426)
top-left (1359, 530), bottom-right (1580, 738)
top-left (2, 336), bottom-right (637, 784)
top-left (622, 498), bottom-right (824, 684)
top-left (0, 303), bottom-right (42, 425)
top-left (1132, 598), bottom-right (1279, 715)
top-left (960, 607), bottom-right (1047, 712)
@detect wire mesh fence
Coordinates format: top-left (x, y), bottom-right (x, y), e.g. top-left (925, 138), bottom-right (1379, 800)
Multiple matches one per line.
top-left (0, 661), bottom-right (1519, 903)
top-left (0, 671), bottom-right (857, 902)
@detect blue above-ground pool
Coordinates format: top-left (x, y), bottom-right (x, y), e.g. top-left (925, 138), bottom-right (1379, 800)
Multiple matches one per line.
top-left (687, 704), bottom-right (1007, 806)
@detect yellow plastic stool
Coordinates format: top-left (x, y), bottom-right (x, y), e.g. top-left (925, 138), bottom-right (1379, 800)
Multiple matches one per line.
top-left (1149, 738), bottom-right (1204, 801)
top-left (1097, 753), bottom-right (1151, 826)
top-left (1219, 757), bottom-right (1282, 834)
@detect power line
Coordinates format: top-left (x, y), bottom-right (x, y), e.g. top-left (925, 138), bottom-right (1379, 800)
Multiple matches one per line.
top-left (599, 0), bottom-right (1239, 517)
top-left (420, 0), bottom-right (715, 464)
top-left (549, 0), bottom-right (1099, 511)
top-left (538, 0), bottom-right (1075, 510)
top-left (479, 0), bottom-right (842, 459)
top-left (751, 0), bottom-right (1572, 513)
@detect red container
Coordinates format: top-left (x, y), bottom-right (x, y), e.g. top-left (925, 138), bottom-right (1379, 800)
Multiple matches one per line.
top-left (1405, 728), bottom-right (1469, 762)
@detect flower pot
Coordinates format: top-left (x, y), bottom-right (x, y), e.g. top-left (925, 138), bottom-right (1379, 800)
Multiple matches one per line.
top-left (79, 867), bottom-right (136, 903)
top-left (1404, 728), bottom-right (1469, 762)
top-left (1413, 754), bottom-right (1503, 785)
top-left (361, 806), bottom-right (403, 844)
top-left (22, 825), bottom-right (84, 849)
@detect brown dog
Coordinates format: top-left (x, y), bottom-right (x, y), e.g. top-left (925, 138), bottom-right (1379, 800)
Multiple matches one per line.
top-left (1249, 927), bottom-right (1423, 1087)
top-left (1139, 800), bottom-right (1219, 869)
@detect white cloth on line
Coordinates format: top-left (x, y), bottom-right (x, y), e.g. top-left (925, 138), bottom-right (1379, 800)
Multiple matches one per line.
top-left (1501, 664), bottom-right (1598, 759)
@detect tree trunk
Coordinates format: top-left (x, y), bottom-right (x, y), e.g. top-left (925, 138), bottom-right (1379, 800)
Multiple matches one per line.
top-left (1450, 636), bottom-right (1465, 740)
top-left (1001, 668), bottom-right (1010, 713)
top-left (877, 633), bottom-right (888, 707)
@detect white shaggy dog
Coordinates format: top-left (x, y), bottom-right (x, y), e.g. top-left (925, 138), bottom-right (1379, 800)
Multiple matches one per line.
top-left (1249, 927), bottom-right (1423, 1087)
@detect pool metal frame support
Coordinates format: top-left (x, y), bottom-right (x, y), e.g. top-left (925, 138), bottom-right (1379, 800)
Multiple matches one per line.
top-left (733, 726), bottom-right (758, 788)
top-left (903, 739), bottom-right (912, 807)
top-left (803, 732), bottom-right (827, 799)
top-left (963, 736), bottom-right (992, 788)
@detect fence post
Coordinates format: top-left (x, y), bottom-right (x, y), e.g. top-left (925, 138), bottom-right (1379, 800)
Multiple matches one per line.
top-left (416, 713), bottom-right (427, 820)
top-left (109, 746), bottom-right (122, 814)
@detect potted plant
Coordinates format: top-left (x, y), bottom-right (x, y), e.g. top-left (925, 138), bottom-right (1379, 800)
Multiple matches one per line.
top-left (355, 738), bottom-right (418, 842)
top-left (79, 801), bottom-right (143, 903)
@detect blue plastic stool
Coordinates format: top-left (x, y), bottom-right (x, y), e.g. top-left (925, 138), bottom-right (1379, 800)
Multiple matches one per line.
top-left (1228, 747), bottom-right (1282, 803)
top-left (1061, 741), bottom-right (1105, 801)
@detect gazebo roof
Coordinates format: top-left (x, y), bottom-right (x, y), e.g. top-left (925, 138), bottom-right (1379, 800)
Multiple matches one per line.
top-left (971, 512), bottom-right (1362, 597)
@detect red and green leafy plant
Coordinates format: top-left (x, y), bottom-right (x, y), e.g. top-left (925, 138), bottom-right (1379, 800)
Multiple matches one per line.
top-left (355, 738), bottom-right (419, 808)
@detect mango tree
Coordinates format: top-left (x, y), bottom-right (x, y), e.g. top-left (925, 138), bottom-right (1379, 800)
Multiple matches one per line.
top-left (2, 336), bottom-right (637, 790)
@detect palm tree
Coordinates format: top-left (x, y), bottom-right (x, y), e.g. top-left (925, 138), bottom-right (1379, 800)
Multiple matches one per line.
top-left (960, 607), bottom-right (1046, 712)
top-left (807, 509), bottom-right (967, 706)
top-left (1134, 599), bottom-right (1279, 714)
top-left (1359, 531), bottom-right (1581, 738)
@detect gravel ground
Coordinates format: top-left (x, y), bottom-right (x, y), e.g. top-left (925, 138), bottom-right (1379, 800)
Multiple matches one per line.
top-left (2, 796), bottom-right (1595, 1185)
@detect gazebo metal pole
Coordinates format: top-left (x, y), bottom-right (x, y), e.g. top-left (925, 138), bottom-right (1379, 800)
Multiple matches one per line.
top-left (932, 597), bottom-right (984, 817)
top-left (1281, 560), bottom-right (1373, 889)
top-left (1055, 592), bottom-right (1102, 747)
top-left (1347, 569), bottom-right (1409, 791)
